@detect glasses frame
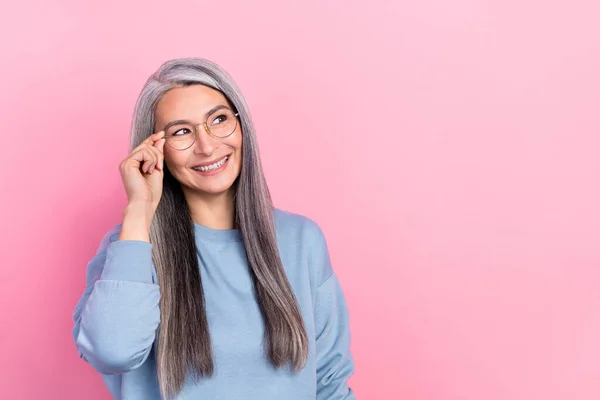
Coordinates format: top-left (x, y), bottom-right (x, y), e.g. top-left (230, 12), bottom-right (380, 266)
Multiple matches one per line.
top-left (160, 108), bottom-right (240, 151)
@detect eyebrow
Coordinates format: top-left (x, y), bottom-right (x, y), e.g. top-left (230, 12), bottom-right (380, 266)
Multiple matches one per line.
top-left (163, 104), bottom-right (232, 130)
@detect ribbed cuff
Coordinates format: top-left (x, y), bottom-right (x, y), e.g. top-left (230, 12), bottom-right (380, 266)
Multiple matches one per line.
top-left (100, 240), bottom-right (154, 283)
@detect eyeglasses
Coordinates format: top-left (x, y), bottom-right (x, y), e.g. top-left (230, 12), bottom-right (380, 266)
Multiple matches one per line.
top-left (160, 107), bottom-right (240, 151)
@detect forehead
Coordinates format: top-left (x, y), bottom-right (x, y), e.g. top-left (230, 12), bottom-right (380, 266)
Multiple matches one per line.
top-left (155, 84), bottom-right (229, 124)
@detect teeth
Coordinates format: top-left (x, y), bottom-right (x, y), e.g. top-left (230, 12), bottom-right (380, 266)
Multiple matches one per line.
top-left (193, 156), bottom-right (228, 172)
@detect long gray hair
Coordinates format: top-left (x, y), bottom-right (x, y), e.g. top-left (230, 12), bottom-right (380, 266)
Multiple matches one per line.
top-left (129, 58), bottom-right (308, 399)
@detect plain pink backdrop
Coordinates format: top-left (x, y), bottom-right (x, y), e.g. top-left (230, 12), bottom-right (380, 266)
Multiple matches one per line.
top-left (1, 0), bottom-right (599, 399)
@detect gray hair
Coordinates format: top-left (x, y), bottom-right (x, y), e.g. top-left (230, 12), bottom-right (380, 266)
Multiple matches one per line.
top-left (130, 57), bottom-right (308, 399)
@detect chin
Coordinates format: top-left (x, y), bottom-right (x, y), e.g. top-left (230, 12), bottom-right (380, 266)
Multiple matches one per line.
top-left (198, 186), bottom-right (234, 196)
top-left (194, 178), bottom-right (238, 196)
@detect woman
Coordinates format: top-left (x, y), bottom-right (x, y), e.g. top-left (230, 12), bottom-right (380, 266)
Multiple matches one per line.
top-left (72, 57), bottom-right (355, 400)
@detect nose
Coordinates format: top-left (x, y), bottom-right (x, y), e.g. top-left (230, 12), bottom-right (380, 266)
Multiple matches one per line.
top-left (193, 122), bottom-right (218, 156)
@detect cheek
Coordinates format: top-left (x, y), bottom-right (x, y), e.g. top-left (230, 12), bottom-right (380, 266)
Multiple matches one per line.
top-left (164, 149), bottom-right (188, 170)
top-left (224, 130), bottom-right (242, 156)
top-left (234, 136), bottom-right (243, 166)
top-left (234, 131), bottom-right (243, 153)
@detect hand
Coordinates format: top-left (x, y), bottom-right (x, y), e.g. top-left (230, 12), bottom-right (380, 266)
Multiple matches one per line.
top-left (119, 131), bottom-right (166, 209)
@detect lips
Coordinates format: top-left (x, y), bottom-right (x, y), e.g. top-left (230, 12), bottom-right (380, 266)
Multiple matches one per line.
top-left (191, 155), bottom-right (230, 172)
top-left (191, 155), bottom-right (230, 169)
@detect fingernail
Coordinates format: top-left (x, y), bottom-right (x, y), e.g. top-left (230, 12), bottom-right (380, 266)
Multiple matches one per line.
top-left (159, 160), bottom-right (163, 170)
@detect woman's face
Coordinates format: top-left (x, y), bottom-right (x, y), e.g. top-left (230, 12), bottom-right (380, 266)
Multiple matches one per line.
top-left (154, 84), bottom-right (243, 197)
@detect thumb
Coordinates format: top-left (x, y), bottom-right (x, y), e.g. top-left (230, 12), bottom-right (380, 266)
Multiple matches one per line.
top-left (157, 138), bottom-right (166, 170)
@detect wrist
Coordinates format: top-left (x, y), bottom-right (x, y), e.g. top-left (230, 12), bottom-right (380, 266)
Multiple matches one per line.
top-left (120, 203), bottom-right (155, 242)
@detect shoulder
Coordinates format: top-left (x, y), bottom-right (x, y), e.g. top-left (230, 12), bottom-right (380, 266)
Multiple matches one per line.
top-left (273, 208), bottom-right (327, 244)
top-left (273, 208), bottom-right (333, 285)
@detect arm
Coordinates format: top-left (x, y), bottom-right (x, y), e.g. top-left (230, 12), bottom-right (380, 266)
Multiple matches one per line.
top-left (312, 226), bottom-right (356, 399)
top-left (72, 225), bottom-right (161, 375)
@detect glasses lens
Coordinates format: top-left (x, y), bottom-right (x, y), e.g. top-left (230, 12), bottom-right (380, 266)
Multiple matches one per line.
top-left (165, 123), bottom-right (196, 150)
top-left (207, 108), bottom-right (238, 138)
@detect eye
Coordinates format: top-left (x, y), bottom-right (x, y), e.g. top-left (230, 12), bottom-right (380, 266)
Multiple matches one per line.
top-left (171, 128), bottom-right (192, 136)
top-left (211, 113), bottom-right (228, 125)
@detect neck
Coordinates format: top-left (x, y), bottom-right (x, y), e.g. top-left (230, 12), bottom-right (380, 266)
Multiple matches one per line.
top-left (183, 187), bottom-right (236, 230)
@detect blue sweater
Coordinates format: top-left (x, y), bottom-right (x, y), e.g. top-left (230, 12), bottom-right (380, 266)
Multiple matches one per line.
top-left (72, 208), bottom-right (355, 399)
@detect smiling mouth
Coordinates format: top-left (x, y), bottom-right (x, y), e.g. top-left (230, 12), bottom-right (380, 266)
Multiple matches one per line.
top-left (191, 155), bottom-right (229, 172)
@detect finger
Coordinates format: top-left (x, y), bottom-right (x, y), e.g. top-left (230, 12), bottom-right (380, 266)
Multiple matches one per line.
top-left (132, 131), bottom-right (165, 154)
top-left (149, 155), bottom-right (157, 173)
top-left (145, 130), bottom-right (165, 145)
top-left (159, 140), bottom-right (165, 169)
top-left (130, 148), bottom-right (157, 173)
top-left (154, 137), bottom-right (166, 153)
top-left (147, 144), bottom-right (163, 171)
top-left (145, 148), bottom-right (159, 173)
top-left (153, 138), bottom-right (166, 170)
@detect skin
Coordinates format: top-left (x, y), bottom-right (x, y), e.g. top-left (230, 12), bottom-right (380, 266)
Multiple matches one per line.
top-left (153, 84), bottom-right (243, 230)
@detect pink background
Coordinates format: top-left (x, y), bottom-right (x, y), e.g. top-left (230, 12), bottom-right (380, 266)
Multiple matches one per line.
top-left (1, 0), bottom-right (599, 399)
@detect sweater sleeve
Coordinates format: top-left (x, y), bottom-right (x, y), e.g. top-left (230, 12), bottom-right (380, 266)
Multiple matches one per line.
top-left (312, 225), bottom-right (356, 400)
top-left (72, 225), bottom-right (161, 375)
